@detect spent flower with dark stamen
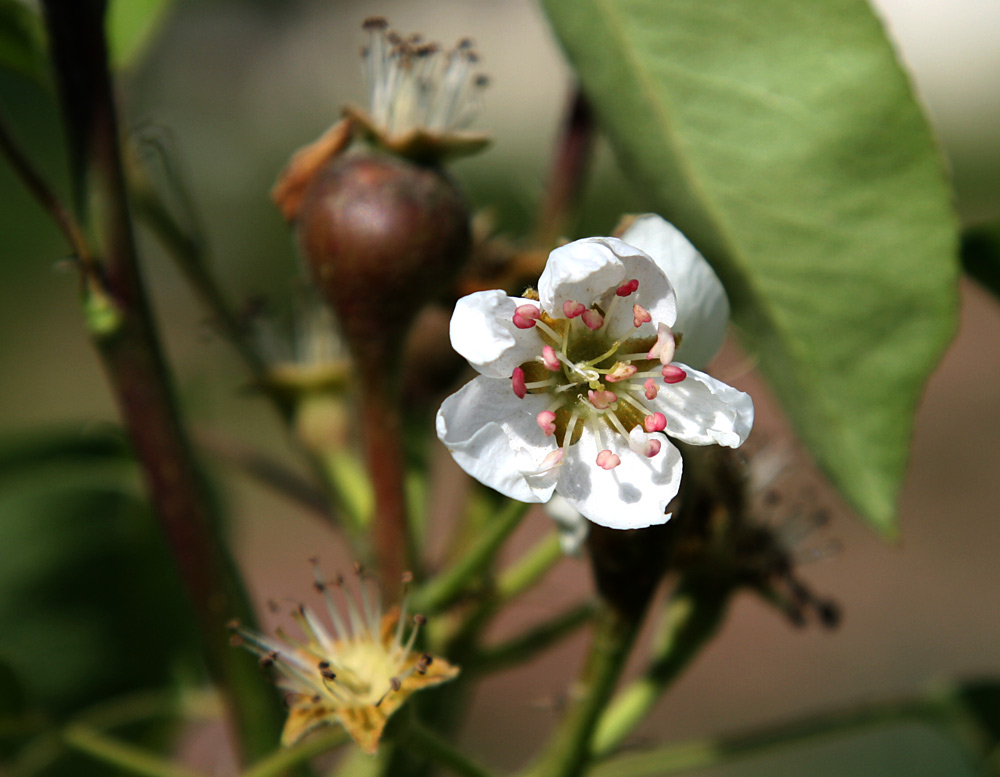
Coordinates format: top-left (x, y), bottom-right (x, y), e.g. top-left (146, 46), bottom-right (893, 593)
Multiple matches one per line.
top-left (230, 562), bottom-right (458, 754)
top-left (348, 17), bottom-right (491, 160)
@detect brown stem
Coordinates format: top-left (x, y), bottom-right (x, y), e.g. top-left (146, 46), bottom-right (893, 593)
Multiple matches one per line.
top-left (39, 1), bottom-right (282, 762)
top-left (534, 88), bottom-right (596, 248)
top-left (358, 356), bottom-right (411, 597)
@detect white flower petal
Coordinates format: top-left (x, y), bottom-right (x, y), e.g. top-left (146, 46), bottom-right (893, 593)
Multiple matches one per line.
top-left (556, 421), bottom-right (682, 529)
top-left (436, 377), bottom-right (558, 503)
top-left (621, 215), bottom-right (729, 369)
top-left (449, 290), bottom-right (540, 378)
top-left (543, 495), bottom-right (590, 556)
top-left (539, 238), bottom-right (627, 316)
top-left (649, 365), bottom-right (754, 448)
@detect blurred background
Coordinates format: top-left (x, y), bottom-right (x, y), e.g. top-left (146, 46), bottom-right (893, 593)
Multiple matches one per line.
top-left (0, 0), bottom-right (998, 775)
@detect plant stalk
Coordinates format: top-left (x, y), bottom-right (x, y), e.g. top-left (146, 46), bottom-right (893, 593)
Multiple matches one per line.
top-left (40, 0), bottom-right (283, 761)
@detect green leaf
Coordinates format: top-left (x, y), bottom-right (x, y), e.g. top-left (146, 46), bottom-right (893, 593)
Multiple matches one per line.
top-left (0, 429), bottom-right (198, 718)
top-left (956, 680), bottom-right (1000, 748)
top-left (107, 0), bottom-right (173, 68)
top-left (962, 223), bottom-right (1000, 302)
top-left (0, 0), bottom-right (48, 85)
top-left (541, 0), bottom-right (959, 535)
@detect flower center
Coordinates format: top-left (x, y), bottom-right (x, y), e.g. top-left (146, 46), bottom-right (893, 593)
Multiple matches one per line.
top-left (511, 281), bottom-right (687, 468)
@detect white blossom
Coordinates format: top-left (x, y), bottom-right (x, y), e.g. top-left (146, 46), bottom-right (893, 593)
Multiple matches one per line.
top-left (436, 216), bottom-right (753, 530)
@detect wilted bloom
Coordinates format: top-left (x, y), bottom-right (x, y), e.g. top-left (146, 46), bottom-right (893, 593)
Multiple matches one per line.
top-left (436, 215), bottom-right (753, 530)
top-left (230, 564), bottom-right (458, 754)
top-left (272, 17), bottom-right (487, 221)
top-left (345, 17), bottom-right (491, 160)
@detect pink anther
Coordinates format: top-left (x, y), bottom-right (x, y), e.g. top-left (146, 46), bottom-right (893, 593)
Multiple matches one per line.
top-left (581, 308), bottom-right (604, 330)
top-left (644, 412), bottom-right (667, 433)
top-left (512, 367), bottom-right (527, 398)
top-left (596, 449), bottom-right (621, 470)
top-left (513, 304), bottom-right (541, 329)
top-left (644, 378), bottom-right (659, 400)
top-left (632, 303), bottom-right (652, 328)
top-left (661, 365), bottom-right (687, 384)
top-left (541, 345), bottom-right (560, 371)
top-left (616, 278), bottom-right (639, 297)
top-left (587, 389), bottom-right (618, 410)
top-left (647, 323), bottom-right (676, 365)
top-left (605, 362), bottom-right (638, 383)
top-left (563, 300), bottom-right (586, 318)
top-left (536, 411), bottom-right (557, 436)
top-left (644, 439), bottom-right (662, 458)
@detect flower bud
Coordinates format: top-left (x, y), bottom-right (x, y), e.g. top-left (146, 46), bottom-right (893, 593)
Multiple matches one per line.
top-left (297, 151), bottom-right (471, 363)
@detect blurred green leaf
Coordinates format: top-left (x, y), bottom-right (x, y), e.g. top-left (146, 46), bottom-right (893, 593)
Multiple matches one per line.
top-left (107, 0), bottom-right (173, 68)
top-left (541, 0), bottom-right (958, 536)
top-left (0, 659), bottom-right (27, 721)
top-left (956, 680), bottom-right (1000, 748)
top-left (0, 0), bottom-right (48, 85)
top-left (0, 429), bottom-right (197, 720)
top-left (962, 223), bottom-right (1000, 302)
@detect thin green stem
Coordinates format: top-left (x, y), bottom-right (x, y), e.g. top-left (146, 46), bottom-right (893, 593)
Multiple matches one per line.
top-left (587, 697), bottom-right (960, 777)
top-left (0, 106), bottom-right (95, 271)
top-left (592, 578), bottom-right (732, 757)
top-left (520, 598), bottom-right (646, 777)
top-left (471, 601), bottom-right (596, 675)
top-left (401, 719), bottom-right (496, 777)
top-left (128, 160), bottom-right (294, 422)
top-left (413, 499), bottom-right (531, 614)
top-left (496, 532), bottom-right (563, 603)
top-left (63, 725), bottom-right (208, 777)
top-left (242, 728), bottom-right (350, 777)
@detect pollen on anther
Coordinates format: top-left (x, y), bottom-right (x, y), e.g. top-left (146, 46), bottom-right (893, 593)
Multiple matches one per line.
top-left (644, 412), bottom-right (667, 433)
top-left (662, 365), bottom-right (687, 384)
top-left (512, 367), bottom-right (527, 399)
top-left (588, 389), bottom-right (617, 409)
top-left (513, 304), bottom-right (541, 329)
top-left (644, 378), bottom-right (659, 400)
top-left (616, 279), bottom-right (639, 297)
top-left (581, 309), bottom-right (604, 330)
top-left (605, 362), bottom-right (637, 383)
top-left (537, 411), bottom-right (557, 436)
top-left (596, 449), bottom-right (621, 470)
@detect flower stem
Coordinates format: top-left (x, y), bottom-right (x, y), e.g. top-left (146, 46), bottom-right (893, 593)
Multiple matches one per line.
top-left (0, 107), bottom-right (94, 272)
top-left (63, 725), bottom-right (208, 777)
top-left (520, 597), bottom-right (646, 777)
top-left (359, 363), bottom-right (412, 595)
top-left (242, 728), bottom-right (350, 777)
top-left (127, 157), bottom-right (294, 421)
top-left (592, 576), bottom-right (733, 757)
top-left (588, 696), bottom-right (974, 777)
top-left (400, 719), bottom-right (497, 777)
top-left (471, 601), bottom-right (596, 674)
top-left (413, 499), bottom-right (531, 614)
top-left (496, 532), bottom-right (563, 602)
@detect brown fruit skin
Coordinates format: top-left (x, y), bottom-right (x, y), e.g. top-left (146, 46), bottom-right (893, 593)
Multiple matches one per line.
top-left (297, 151), bottom-right (471, 363)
